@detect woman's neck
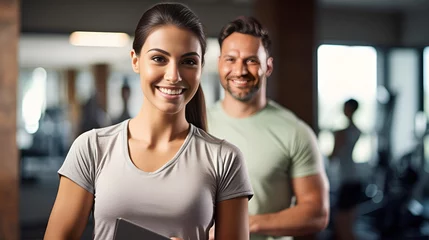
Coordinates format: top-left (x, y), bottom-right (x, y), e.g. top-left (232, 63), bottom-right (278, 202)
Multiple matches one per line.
top-left (129, 101), bottom-right (189, 144)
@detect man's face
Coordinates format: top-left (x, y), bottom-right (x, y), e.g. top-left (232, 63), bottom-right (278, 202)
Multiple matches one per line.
top-left (218, 32), bottom-right (273, 102)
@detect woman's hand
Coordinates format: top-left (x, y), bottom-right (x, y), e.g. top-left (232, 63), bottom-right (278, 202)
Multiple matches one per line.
top-left (170, 238), bottom-right (183, 240)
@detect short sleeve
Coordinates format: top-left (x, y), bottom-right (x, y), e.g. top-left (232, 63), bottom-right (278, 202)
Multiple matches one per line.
top-left (216, 141), bottom-right (254, 202)
top-left (289, 121), bottom-right (324, 178)
top-left (58, 130), bottom-right (96, 194)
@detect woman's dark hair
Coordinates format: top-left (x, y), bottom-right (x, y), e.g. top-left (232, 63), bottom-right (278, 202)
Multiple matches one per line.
top-left (218, 16), bottom-right (271, 56)
top-left (133, 2), bottom-right (207, 131)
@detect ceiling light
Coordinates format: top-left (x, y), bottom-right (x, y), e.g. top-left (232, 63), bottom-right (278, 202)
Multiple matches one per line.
top-left (69, 31), bottom-right (130, 47)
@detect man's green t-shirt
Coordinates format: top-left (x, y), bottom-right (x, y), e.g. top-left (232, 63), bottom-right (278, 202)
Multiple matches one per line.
top-left (208, 100), bottom-right (323, 240)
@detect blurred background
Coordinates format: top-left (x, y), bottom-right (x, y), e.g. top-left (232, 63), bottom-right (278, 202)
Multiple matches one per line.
top-left (2, 0), bottom-right (429, 239)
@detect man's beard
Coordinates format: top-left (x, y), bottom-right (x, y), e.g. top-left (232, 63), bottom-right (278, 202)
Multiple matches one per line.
top-left (226, 82), bottom-right (259, 102)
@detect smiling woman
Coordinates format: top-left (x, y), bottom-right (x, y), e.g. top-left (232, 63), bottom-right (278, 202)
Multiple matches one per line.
top-left (131, 25), bottom-right (202, 118)
top-left (44, 2), bottom-right (253, 240)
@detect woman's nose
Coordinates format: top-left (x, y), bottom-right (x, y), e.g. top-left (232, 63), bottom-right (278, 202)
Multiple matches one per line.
top-left (165, 64), bottom-right (182, 83)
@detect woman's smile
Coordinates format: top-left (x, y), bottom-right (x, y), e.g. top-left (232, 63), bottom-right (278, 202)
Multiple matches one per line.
top-left (155, 86), bottom-right (187, 100)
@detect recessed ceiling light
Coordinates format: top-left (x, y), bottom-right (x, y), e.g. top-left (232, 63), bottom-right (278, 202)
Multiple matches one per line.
top-left (69, 31), bottom-right (130, 47)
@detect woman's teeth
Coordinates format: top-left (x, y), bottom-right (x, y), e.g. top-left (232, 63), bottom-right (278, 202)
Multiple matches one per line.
top-left (158, 87), bottom-right (183, 95)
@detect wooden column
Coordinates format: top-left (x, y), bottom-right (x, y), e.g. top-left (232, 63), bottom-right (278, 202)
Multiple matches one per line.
top-left (92, 64), bottom-right (109, 112)
top-left (66, 69), bottom-right (80, 139)
top-left (253, 0), bottom-right (318, 130)
top-left (0, 0), bottom-right (20, 239)
top-left (67, 70), bottom-right (77, 104)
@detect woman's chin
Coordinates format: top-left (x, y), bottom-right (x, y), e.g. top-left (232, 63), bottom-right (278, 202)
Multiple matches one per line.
top-left (156, 103), bottom-right (185, 115)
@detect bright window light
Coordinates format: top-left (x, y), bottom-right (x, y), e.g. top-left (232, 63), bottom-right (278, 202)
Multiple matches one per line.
top-left (318, 44), bottom-right (378, 163)
top-left (22, 67), bottom-right (47, 134)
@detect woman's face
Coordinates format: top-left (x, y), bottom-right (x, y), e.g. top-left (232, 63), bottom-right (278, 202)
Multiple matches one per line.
top-left (131, 25), bottom-right (202, 115)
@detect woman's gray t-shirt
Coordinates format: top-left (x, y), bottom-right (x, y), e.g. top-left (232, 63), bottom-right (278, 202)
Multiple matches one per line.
top-left (58, 120), bottom-right (253, 240)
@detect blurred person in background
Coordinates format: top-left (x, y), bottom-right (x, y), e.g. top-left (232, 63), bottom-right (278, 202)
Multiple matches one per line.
top-left (329, 98), bottom-right (362, 240)
top-left (112, 77), bottom-right (132, 124)
top-left (78, 92), bottom-right (111, 135)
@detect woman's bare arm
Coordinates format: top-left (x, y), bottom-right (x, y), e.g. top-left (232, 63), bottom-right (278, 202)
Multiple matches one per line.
top-left (44, 176), bottom-right (94, 240)
top-left (215, 197), bottom-right (249, 240)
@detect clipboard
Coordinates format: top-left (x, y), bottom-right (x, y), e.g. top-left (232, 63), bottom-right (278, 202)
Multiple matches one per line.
top-left (113, 218), bottom-right (170, 240)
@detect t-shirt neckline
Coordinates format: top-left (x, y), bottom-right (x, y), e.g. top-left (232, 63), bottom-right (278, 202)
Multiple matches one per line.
top-left (122, 119), bottom-right (195, 175)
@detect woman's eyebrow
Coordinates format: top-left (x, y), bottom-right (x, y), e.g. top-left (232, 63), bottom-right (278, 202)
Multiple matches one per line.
top-left (147, 48), bottom-right (170, 56)
top-left (147, 48), bottom-right (200, 58)
top-left (182, 52), bottom-right (200, 58)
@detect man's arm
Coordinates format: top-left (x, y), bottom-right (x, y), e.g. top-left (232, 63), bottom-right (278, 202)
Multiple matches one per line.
top-left (249, 172), bottom-right (329, 236)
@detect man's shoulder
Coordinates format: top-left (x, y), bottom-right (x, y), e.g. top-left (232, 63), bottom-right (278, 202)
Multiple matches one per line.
top-left (263, 101), bottom-right (318, 141)
top-left (207, 101), bottom-right (223, 115)
top-left (206, 101), bottom-right (228, 127)
top-left (265, 100), bottom-right (302, 125)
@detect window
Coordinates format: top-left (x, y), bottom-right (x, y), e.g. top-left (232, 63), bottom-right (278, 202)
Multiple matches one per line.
top-left (318, 45), bottom-right (378, 163)
top-left (388, 49), bottom-right (419, 161)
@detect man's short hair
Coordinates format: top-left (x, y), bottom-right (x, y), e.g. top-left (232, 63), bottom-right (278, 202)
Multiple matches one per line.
top-left (218, 16), bottom-right (272, 56)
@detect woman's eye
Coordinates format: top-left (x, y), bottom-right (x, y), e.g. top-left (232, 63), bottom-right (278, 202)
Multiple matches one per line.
top-left (152, 56), bottom-right (166, 63)
top-left (182, 59), bottom-right (197, 66)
